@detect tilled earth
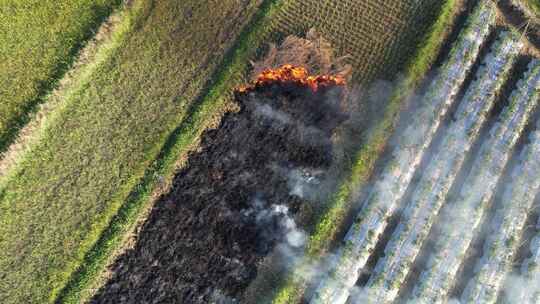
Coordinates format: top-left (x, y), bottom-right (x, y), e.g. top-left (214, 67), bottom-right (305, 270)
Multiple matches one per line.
top-left (91, 82), bottom-right (347, 303)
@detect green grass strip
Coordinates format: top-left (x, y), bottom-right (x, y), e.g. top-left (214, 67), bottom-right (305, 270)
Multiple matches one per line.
top-left (0, 0), bottom-right (122, 154)
top-left (272, 0), bottom-right (462, 302)
top-left (55, 0), bottom-right (289, 303)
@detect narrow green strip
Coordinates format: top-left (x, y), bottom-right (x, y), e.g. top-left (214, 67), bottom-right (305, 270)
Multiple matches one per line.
top-left (272, 0), bottom-right (462, 302)
top-left (55, 0), bottom-right (288, 303)
top-left (307, 0), bottom-right (462, 257)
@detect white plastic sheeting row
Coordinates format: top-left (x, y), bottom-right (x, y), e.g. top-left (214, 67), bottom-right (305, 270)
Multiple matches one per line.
top-left (412, 59), bottom-right (540, 304)
top-left (310, 2), bottom-right (497, 303)
top-left (462, 114), bottom-right (540, 303)
top-left (362, 30), bottom-right (523, 304)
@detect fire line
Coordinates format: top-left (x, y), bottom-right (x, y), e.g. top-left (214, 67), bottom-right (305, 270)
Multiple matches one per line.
top-left (235, 64), bottom-right (346, 93)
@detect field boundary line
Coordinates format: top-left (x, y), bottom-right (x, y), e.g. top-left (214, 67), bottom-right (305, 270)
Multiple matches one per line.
top-left (53, 0), bottom-right (291, 302)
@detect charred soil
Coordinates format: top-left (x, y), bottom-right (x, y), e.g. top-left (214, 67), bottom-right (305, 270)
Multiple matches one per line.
top-left (91, 78), bottom-right (347, 303)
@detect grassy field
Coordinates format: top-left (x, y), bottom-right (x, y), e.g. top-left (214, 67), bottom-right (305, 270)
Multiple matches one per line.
top-left (270, 0), bottom-right (465, 302)
top-left (0, 0), bottom-right (262, 302)
top-left (0, 0), bottom-right (121, 154)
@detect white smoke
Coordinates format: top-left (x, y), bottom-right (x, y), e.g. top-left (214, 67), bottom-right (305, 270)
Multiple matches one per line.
top-left (287, 167), bottom-right (324, 200)
top-left (254, 103), bottom-right (291, 124)
top-left (210, 289), bottom-right (238, 304)
top-left (501, 227), bottom-right (540, 304)
top-left (503, 275), bottom-right (533, 303)
top-left (268, 204), bottom-right (307, 249)
top-left (245, 197), bottom-right (307, 253)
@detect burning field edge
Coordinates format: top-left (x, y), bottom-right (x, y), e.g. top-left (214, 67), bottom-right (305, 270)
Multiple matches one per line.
top-left (270, 0), bottom-right (465, 302)
top-left (54, 0), bottom-right (287, 302)
top-left (63, 0), bottom-right (465, 302)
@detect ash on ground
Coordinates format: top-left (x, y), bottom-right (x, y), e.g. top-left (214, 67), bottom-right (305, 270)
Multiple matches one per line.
top-left (91, 76), bottom-right (348, 303)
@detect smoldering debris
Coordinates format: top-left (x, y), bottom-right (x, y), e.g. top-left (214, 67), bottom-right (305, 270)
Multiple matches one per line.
top-left (91, 62), bottom-right (349, 303)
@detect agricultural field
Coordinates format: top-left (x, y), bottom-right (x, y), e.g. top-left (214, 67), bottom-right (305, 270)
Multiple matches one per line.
top-left (1, 0), bottom-right (539, 304)
top-left (0, 0), bottom-right (121, 153)
top-left (309, 1), bottom-right (540, 303)
top-left (270, 0), bottom-right (444, 83)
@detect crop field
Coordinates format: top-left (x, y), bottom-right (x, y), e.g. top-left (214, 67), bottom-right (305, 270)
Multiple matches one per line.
top-left (0, 0), bottom-right (121, 153)
top-left (270, 0), bottom-right (445, 83)
top-left (1, 0), bottom-right (539, 304)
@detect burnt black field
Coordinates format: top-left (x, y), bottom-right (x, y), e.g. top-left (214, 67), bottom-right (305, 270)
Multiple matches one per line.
top-left (92, 81), bottom-right (347, 303)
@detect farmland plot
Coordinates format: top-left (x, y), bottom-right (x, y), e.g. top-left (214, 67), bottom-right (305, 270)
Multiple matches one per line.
top-left (311, 3), bottom-right (496, 302)
top-left (269, 0), bottom-right (471, 301)
top-left (272, 0), bottom-right (445, 83)
top-left (91, 68), bottom-right (349, 304)
top-left (0, 1), bottom-right (262, 303)
top-left (61, 0), bottom-right (458, 302)
top-left (0, 0), bottom-right (452, 302)
top-left (412, 59), bottom-right (540, 303)
top-left (461, 88), bottom-right (540, 303)
top-left (363, 30), bottom-right (522, 304)
top-left (0, 0), bottom-right (120, 153)
top-left (5, 0), bottom-right (539, 303)
top-left (308, 1), bottom-right (540, 303)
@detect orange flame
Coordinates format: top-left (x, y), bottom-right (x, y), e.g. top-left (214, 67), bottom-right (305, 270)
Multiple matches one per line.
top-left (236, 64), bottom-right (345, 93)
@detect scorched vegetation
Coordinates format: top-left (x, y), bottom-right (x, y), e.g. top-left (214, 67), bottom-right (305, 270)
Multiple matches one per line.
top-left (91, 65), bottom-right (348, 304)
